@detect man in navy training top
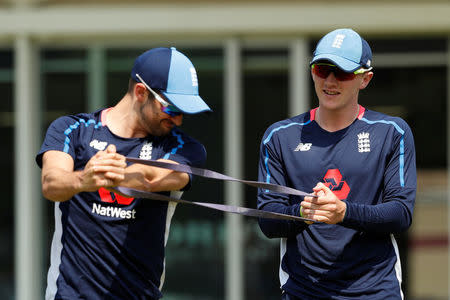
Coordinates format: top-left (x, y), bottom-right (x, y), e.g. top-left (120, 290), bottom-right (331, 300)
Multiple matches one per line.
top-left (36, 47), bottom-right (212, 300)
top-left (257, 28), bottom-right (416, 300)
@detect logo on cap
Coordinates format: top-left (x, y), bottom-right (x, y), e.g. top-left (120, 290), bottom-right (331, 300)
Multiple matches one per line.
top-left (131, 47), bottom-right (212, 114)
top-left (190, 67), bottom-right (198, 87)
top-left (332, 34), bottom-right (346, 49)
top-left (310, 28), bottom-right (373, 72)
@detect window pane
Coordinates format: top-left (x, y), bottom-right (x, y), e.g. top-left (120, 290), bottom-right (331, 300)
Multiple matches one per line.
top-left (362, 66), bottom-right (446, 167)
top-left (41, 49), bottom-right (88, 294)
top-left (243, 48), bottom-right (288, 300)
top-left (164, 48), bottom-right (225, 299)
top-left (0, 49), bottom-right (14, 299)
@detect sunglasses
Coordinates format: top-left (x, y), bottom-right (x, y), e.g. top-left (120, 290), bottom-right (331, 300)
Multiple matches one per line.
top-left (311, 63), bottom-right (372, 81)
top-left (135, 73), bottom-right (183, 117)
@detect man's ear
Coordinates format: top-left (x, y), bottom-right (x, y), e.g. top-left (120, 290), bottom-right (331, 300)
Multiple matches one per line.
top-left (360, 72), bottom-right (374, 90)
top-left (134, 83), bottom-right (148, 103)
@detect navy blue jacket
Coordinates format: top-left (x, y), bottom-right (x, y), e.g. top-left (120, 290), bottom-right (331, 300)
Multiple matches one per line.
top-left (37, 109), bottom-right (206, 300)
top-left (258, 106), bottom-right (416, 299)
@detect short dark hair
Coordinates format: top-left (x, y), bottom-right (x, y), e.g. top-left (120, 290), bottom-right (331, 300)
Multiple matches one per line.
top-left (127, 78), bottom-right (137, 94)
top-left (128, 78), bottom-right (156, 101)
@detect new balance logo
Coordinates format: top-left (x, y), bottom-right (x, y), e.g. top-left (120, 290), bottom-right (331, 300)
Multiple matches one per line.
top-left (357, 132), bottom-right (371, 153)
top-left (332, 34), bottom-right (345, 48)
top-left (90, 139), bottom-right (107, 151)
top-left (294, 143), bottom-right (312, 152)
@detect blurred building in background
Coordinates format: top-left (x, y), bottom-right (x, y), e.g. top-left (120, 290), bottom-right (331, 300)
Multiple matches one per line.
top-left (0, 0), bottom-right (449, 299)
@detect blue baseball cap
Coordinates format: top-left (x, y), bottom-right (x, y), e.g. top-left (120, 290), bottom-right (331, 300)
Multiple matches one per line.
top-left (310, 28), bottom-right (373, 72)
top-left (131, 47), bottom-right (212, 114)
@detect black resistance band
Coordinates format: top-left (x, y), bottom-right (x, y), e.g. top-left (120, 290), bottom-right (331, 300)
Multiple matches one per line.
top-left (119, 157), bottom-right (316, 222)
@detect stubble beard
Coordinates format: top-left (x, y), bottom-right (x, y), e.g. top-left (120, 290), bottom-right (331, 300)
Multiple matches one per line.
top-left (139, 101), bottom-right (172, 137)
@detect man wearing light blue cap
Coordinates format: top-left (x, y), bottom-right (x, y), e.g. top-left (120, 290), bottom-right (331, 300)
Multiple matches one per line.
top-left (257, 29), bottom-right (416, 299)
top-left (37, 47), bottom-right (211, 299)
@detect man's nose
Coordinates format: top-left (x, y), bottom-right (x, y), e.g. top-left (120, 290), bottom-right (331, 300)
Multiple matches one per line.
top-left (325, 71), bottom-right (338, 83)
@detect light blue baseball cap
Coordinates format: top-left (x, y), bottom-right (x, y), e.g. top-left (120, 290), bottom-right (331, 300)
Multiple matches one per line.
top-left (131, 47), bottom-right (212, 114)
top-left (310, 28), bottom-right (373, 72)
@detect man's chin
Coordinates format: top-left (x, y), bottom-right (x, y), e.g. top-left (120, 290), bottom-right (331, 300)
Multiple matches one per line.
top-left (160, 126), bottom-right (174, 136)
top-left (147, 126), bottom-right (171, 137)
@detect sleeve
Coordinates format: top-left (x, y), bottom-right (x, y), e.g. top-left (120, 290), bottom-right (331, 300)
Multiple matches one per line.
top-left (257, 128), bottom-right (309, 238)
top-left (161, 130), bottom-right (207, 191)
top-left (35, 116), bottom-right (79, 168)
top-left (161, 130), bottom-right (207, 168)
top-left (341, 120), bottom-right (417, 233)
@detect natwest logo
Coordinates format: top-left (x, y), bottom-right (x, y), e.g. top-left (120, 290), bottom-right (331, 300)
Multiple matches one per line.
top-left (323, 169), bottom-right (350, 200)
top-left (92, 203), bottom-right (136, 219)
top-left (93, 188), bottom-right (136, 219)
top-left (98, 187), bottom-right (134, 205)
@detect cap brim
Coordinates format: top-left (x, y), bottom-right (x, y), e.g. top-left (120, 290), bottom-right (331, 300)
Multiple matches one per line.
top-left (162, 92), bottom-right (212, 114)
top-left (311, 54), bottom-right (361, 72)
